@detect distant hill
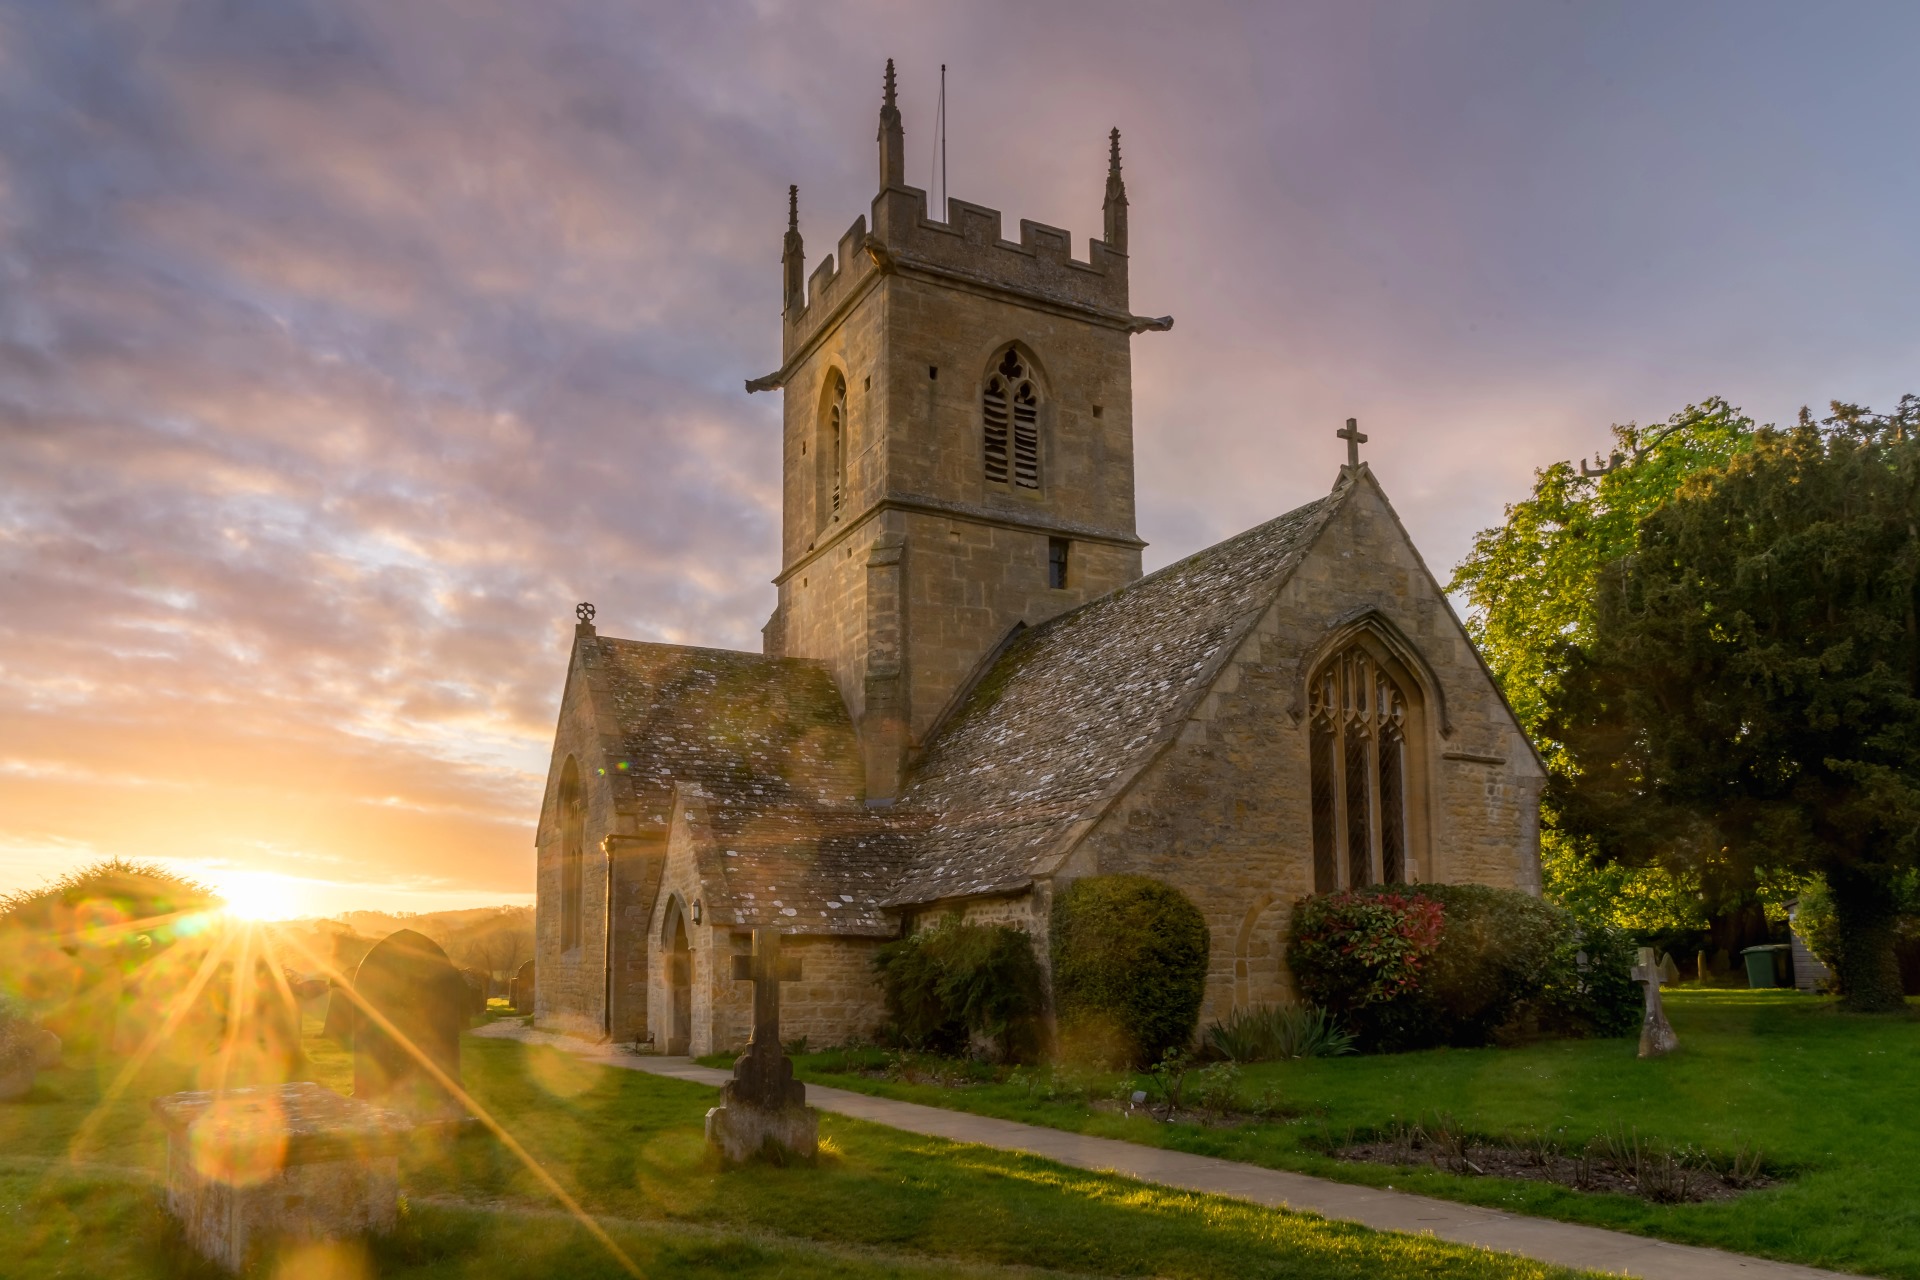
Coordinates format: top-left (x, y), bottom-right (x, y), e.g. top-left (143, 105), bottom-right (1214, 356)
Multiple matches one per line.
top-left (272, 905), bottom-right (534, 985)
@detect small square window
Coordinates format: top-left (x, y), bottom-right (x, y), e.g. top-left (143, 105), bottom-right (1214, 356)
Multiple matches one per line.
top-left (1092, 404), bottom-right (1104, 419)
top-left (1048, 538), bottom-right (1069, 590)
top-left (928, 366), bottom-right (938, 380)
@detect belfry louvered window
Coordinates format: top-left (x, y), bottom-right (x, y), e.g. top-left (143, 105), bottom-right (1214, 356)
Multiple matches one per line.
top-left (827, 375), bottom-right (847, 515)
top-left (984, 347), bottom-right (1040, 489)
top-left (1308, 645), bottom-right (1411, 892)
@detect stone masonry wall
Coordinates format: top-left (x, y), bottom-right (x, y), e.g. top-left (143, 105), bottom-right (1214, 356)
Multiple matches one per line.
top-left (773, 190), bottom-right (1149, 767)
top-left (647, 814), bottom-right (888, 1054)
top-left (532, 637), bottom-right (625, 1040)
top-left (1058, 474), bottom-right (1544, 1032)
top-left (704, 933), bottom-right (890, 1054)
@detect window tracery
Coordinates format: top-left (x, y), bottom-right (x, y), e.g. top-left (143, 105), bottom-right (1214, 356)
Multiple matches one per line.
top-left (827, 374), bottom-right (847, 515)
top-left (983, 347), bottom-right (1040, 489)
top-left (1308, 644), bottom-right (1412, 892)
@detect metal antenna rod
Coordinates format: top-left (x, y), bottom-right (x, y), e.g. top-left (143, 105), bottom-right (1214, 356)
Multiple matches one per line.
top-left (940, 63), bottom-right (947, 214)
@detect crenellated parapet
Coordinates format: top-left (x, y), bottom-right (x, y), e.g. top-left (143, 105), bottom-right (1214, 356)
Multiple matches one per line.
top-left (781, 186), bottom-right (1129, 361)
top-left (750, 60), bottom-right (1156, 385)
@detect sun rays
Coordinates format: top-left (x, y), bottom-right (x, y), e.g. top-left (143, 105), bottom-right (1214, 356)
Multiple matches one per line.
top-left (27, 906), bottom-right (642, 1279)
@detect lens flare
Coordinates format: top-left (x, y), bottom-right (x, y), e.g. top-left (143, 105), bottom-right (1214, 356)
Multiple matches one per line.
top-left (213, 871), bottom-right (306, 922)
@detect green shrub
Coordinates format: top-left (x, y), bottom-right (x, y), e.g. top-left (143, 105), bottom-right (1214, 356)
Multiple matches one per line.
top-left (1286, 892), bottom-right (1445, 1015)
top-left (1527, 917), bottom-right (1641, 1038)
top-left (873, 917), bottom-right (1043, 1061)
top-left (1050, 875), bottom-right (1210, 1067)
top-left (1288, 883), bottom-right (1575, 1052)
top-left (0, 858), bottom-right (222, 1054)
top-left (1190, 1061), bottom-right (1243, 1118)
top-left (1202, 1002), bottom-right (1355, 1062)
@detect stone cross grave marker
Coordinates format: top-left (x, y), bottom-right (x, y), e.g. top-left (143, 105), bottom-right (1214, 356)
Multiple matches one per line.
top-left (1631, 946), bottom-right (1680, 1058)
top-left (350, 928), bottom-right (469, 1117)
top-left (705, 928), bottom-right (817, 1164)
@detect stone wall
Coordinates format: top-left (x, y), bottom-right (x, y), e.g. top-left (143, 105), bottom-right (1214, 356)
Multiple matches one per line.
top-left (531, 633), bottom-right (623, 1039)
top-left (646, 810), bottom-right (889, 1054)
top-left (770, 181), bottom-right (1151, 782)
top-left (1055, 473), bottom-right (1544, 1031)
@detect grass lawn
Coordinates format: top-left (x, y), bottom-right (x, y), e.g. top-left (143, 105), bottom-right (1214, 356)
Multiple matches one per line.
top-left (758, 990), bottom-right (1920, 1279)
top-left (0, 1018), bottom-right (1591, 1279)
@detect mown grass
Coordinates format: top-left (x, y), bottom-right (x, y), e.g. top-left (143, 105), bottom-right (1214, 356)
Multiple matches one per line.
top-left (0, 1018), bottom-right (1589, 1279)
top-left (765, 990), bottom-right (1920, 1278)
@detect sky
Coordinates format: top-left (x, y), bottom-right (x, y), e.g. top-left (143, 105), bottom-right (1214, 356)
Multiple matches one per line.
top-left (2, 1), bottom-right (1916, 919)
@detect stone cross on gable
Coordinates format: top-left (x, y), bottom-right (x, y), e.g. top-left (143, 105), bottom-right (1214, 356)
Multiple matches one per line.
top-left (1337, 417), bottom-right (1368, 468)
top-left (730, 928), bottom-right (802, 1050)
top-left (1631, 946), bottom-right (1680, 1058)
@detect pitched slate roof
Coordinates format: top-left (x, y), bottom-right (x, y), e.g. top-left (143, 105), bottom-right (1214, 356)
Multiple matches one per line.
top-left (590, 639), bottom-right (866, 823)
top-left (885, 485), bottom-right (1346, 906)
top-left (687, 801), bottom-right (913, 937)
top-left (584, 640), bottom-right (904, 935)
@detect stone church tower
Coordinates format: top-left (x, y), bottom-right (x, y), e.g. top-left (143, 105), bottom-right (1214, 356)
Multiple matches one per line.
top-left (529, 62), bottom-right (1544, 1054)
top-left (755, 60), bottom-right (1171, 801)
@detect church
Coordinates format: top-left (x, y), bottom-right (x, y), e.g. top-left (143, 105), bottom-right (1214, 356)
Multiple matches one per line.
top-left (530, 63), bottom-right (1543, 1053)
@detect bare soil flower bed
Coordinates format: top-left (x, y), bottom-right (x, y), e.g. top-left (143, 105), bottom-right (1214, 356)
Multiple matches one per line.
top-left (1330, 1118), bottom-right (1778, 1205)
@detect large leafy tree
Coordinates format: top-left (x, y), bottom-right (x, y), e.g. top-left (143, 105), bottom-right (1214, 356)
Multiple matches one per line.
top-left (1450, 400), bottom-right (1760, 932)
top-left (1547, 400), bottom-right (1920, 1011)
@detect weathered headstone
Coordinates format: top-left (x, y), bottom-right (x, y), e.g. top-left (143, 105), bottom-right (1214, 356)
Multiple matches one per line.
top-left (510, 959), bottom-right (535, 1014)
top-left (705, 928), bottom-right (816, 1164)
top-left (350, 929), bottom-right (469, 1117)
top-left (458, 968), bottom-right (488, 1016)
top-left (1631, 946), bottom-right (1680, 1058)
top-left (1656, 951), bottom-right (1681, 985)
top-left (320, 982), bottom-right (354, 1048)
top-left (152, 1081), bottom-right (412, 1273)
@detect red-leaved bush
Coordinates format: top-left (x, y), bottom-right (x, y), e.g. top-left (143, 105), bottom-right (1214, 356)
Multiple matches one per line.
top-left (1286, 891), bottom-right (1445, 1011)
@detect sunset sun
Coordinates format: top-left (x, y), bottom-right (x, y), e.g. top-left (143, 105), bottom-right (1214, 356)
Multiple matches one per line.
top-left (212, 870), bottom-right (306, 922)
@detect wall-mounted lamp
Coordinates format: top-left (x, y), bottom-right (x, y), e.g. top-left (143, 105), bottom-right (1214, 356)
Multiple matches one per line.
top-left (691, 900), bottom-right (703, 925)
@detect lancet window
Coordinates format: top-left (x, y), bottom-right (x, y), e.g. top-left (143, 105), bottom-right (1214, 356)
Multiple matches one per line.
top-left (558, 757), bottom-right (585, 951)
top-left (826, 374), bottom-right (847, 516)
top-left (1308, 644), bottom-right (1413, 892)
top-left (983, 347), bottom-right (1040, 489)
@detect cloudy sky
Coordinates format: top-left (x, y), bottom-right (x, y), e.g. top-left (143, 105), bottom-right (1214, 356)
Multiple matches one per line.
top-left (3, 1), bottom-right (1916, 918)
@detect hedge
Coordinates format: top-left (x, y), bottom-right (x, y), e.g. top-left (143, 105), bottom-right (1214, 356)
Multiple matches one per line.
top-left (1287, 882), bottom-right (1638, 1051)
top-left (873, 917), bottom-right (1043, 1060)
top-left (1051, 875), bottom-right (1209, 1067)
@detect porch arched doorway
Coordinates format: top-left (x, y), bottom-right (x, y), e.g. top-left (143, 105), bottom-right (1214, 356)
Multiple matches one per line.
top-left (662, 897), bottom-right (693, 1055)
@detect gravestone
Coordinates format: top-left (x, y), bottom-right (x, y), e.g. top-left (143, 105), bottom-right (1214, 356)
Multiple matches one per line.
top-left (320, 982), bottom-right (354, 1048)
top-left (152, 1081), bottom-right (412, 1273)
top-left (350, 929), bottom-right (469, 1117)
top-left (705, 928), bottom-right (816, 1165)
top-left (458, 968), bottom-right (488, 1016)
top-left (510, 959), bottom-right (535, 1014)
top-left (1631, 946), bottom-right (1680, 1058)
top-left (1656, 951), bottom-right (1681, 985)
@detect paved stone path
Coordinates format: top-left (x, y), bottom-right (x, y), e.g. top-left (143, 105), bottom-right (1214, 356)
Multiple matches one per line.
top-left (472, 1023), bottom-right (1850, 1280)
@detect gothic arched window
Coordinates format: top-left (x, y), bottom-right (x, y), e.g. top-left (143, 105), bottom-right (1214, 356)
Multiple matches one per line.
top-left (824, 373), bottom-right (848, 517)
top-left (983, 347), bottom-right (1040, 490)
top-left (558, 757), bottom-right (586, 951)
top-left (1309, 644), bottom-right (1414, 892)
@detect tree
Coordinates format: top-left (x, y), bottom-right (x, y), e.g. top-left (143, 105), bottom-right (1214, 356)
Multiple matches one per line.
top-left (1450, 399), bottom-right (1762, 935)
top-left (1547, 399), bottom-right (1920, 1010)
